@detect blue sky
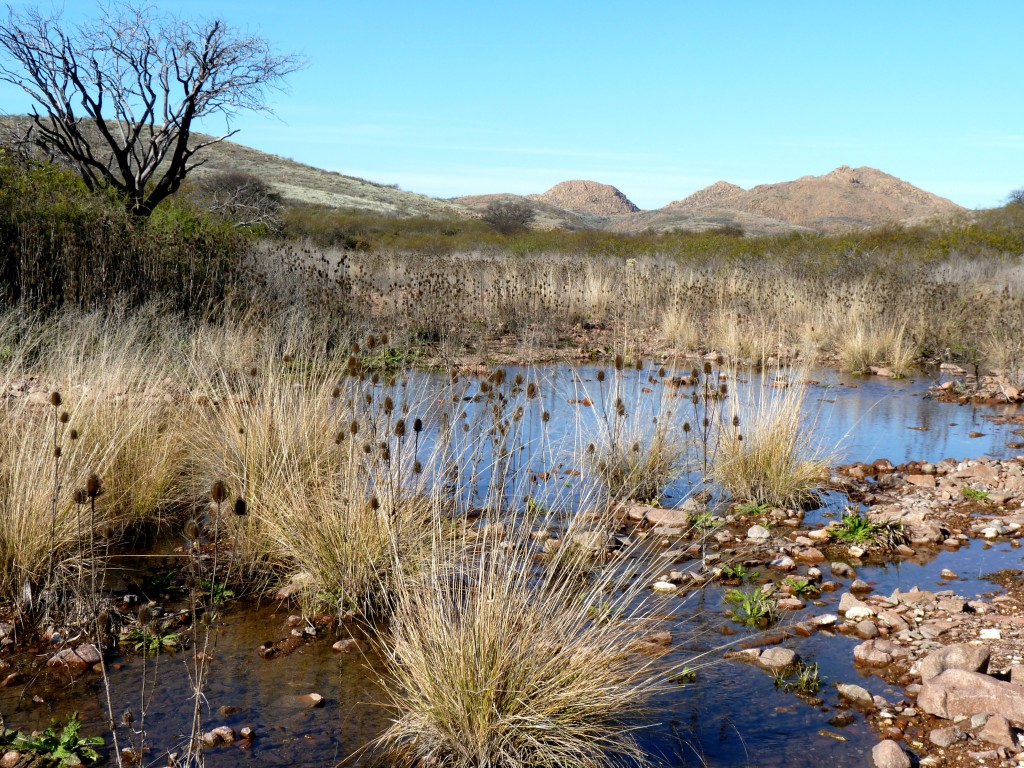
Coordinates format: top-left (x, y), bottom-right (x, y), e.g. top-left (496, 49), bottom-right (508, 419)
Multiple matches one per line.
top-left (2, 1), bottom-right (1022, 209)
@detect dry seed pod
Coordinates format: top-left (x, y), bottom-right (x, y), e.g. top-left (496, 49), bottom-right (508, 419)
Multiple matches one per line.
top-left (86, 473), bottom-right (102, 498)
top-left (49, 391), bottom-right (62, 407)
top-left (210, 481), bottom-right (228, 503)
top-left (234, 498), bottom-right (248, 517)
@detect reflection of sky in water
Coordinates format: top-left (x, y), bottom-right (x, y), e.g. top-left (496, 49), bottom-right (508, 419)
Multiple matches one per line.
top-left (397, 364), bottom-right (1021, 512)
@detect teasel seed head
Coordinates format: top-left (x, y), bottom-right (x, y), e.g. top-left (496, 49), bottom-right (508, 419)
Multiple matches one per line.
top-left (703, 361), bottom-right (712, 375)
top-left (100, 523), bottom-right (114, 540)
top-left (49, 391), bottom-right (62, 407)
top-left (249, 366), bottom-right (258, 377)
top-left (367, 334), bottom-right (376, 350)
top-left (719, 383), bottom-right (728, 395)
top-left (690, 368), bottom-right (699, 380)
top-left (394, 419), bottom-right (406, 438)
top-left (69, 428), bottom-right (78, 441)
top-left (542, 410), bottom-right (550, 423)
top-left (138, 604), bottom-right (153, 625)
top-left (413, 460), bottom-right (422, 475)
top-left (380, 443), bottom-right (391, 461)
top-left (596, 370), bottom-right (605, 382)
top-left (350, 419), bottom-right (360, 435)
top-left (659, 367), bottom-right (666, 378)
top-left (362, 442), bottom-right (371, 454)
top-left (413, 417), bottom-right (423, 433)
top-left (351, 342), bottom-right (360, 354)
top-left (283, 354), bottom-right (293, 364)
top-left (369, 496), bottom-right (380, 511)
top-left (74, 488), bottom-right (88, 505)
top-left (53, 445), bottom-right (62, 458)
top-left (59, 410), bottom-right (69, 424)
top-left (514, 373), bottom-right (524, 386)
top-left (635, 357), bottom-right (643, 371)
top-left (332, 386), bottom-right (341, 399)
top-left (614, 354), bottom-right (624, 371)
top-left (86, 473), bottom-right (102, 498)
top-left (526, 382), bottom-right (538, 398)
top-left (683, 422), bottom-right (691, 433)
top-left (383, 396), bottom-right (394, 414)
top-left (335, 430), bottom-right (346, 444)
top-left (210, 480), bottom-right (228, 503)
top-left (234, 498), bottom-right (248, 517)
top-left (184, 519), bottom-right (201, 541)
top-left (732, 414), bottom-right (740, 427)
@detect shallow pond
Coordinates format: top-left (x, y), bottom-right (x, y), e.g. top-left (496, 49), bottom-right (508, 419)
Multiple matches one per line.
top-left (2, 365), bottom-right (1022, 767)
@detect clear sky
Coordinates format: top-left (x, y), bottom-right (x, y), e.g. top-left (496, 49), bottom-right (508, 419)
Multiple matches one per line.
top-left (2, 1), bottom-right (1022, 210)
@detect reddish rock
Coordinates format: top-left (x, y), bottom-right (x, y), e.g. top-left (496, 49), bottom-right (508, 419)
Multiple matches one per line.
top-left (918, 669), bottom-right (1024, 721)
top-left (905, 474), bottom-right (936, 489)
top-left (46, 644), bottom-right (102, 668)
top-left (853, 639), bottom-right (908, 667)
top-left (871, 739), bottom-right (911, 768)
top-left (919, 643), bottom-right (990, 682)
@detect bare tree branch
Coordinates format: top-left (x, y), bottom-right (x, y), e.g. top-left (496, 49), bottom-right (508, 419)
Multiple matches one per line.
top-left (0, 2), bottom-right (303, 216)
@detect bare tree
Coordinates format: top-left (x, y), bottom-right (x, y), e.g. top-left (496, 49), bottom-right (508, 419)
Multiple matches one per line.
top-left (1008, 188), bottom-right (1024, 206)
top-left (481, 199), bottom-right (536, 234)
top-left (0, 3), bottom-right (302, 216)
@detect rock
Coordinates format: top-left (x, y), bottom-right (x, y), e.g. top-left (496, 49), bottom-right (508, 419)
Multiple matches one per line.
top-left (297, 693), bottom-right (325, 708)
top-left (645, 507), bottom-right (691, 528)
top-left (652, 580), bottom-right (676, 593)
top-left (776, 597), bottom-right (805, 611)
top-left (46, 643), bottom-right (102, 668)
top-left (332, 638), bottom-right (360, 653)
top-left (871, 739), bottom-right (911, 768)
top-left (979, 628), bottom-right (1001, 640)
top-left (837, 683), bottom-right (874, 708)
top-left (918, 669), bottom-right (1024, 721)
top-left (940, 568), bottom-right (959, 580)
top-left (919, 643), bottom-right (990, 682)
top-left (839, 592), bottom-right (871, 614)
top-left (275, 571), bottom-right (313, 600)
top-left (877, 610), bottom-right (910, 633)
top-left (757, 647), bottom-right (799, 671)
top-left (794, 547), bottom-right (825, 563)
top-left (769, 555), bottom-right (796, 571)
top-left (0, 751), bottom-right (19, 768)
top-left (810, 614), bottom-right (838, 627)
top-left (978, 714), bottom-right (1017, 748)
top-left (906, 474), bottom-right (937, 488)
top-left (854, 619), bottom-right (879, 639)
top-left (831, 562), bottom-right (856, 579)
top-left (853, 639), bottom-right (908, 667)
top-left (212, 726), bottom-right (235, 745)
top-left (746, 525), bottom-right (771, 542)
top-left (846, 606), bottom-right (876, 622)
top-left (954, 464), bottom-right (999, 484)
top-left (928, 726), bottom-right (967, 747)
top-left (847, 545), bottom-right (866, 558)
top-left (850, 579), bottom-right (872, 593)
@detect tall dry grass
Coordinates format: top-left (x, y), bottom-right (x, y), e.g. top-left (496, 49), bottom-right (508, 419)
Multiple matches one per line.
top-left (378, 519), bottom-right (677, 768)
top-left (712, 370), bottom-right (834, 508)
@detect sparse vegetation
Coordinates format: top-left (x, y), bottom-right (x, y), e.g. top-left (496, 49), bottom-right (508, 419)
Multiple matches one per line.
top-left (830, 511), bottom-right (908, 549)
top-left (725, 586), bottom-right (777, 627)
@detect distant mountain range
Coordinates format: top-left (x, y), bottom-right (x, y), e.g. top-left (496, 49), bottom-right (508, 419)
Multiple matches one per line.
top-left (0, 116), bottom-right (965, 234)
top-left (454, 166), bottom-right (964, 235)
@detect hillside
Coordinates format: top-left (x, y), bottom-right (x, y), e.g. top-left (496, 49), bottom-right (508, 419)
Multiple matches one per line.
top-left (0, 116), bottom-right (467, 218)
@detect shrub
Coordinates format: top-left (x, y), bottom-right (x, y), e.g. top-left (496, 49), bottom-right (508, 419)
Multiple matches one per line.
top-left (481, 199), bottom-right (536, 234)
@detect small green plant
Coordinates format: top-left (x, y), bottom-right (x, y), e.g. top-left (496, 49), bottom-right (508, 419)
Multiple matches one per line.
top-left (735, 500), bottom-right (770, 516)
top-left (669, 667), bottom-right (697, 684)
top-left (963, 486), bottom-right (990, 501)
top-left (720, 563), bottom-right (751, 582)
top-left (119, 628), bottom-right (181, 654)
top-left (772, 662), bottom-right (821, 696)
top-left (9, 714), bottom-right (104, 766)
top-left (691, 511), bottom-right (716, 531)
top-left (524, 497), bottom-right (548, 517)
top-left (829, 511), bottom-right (908, 549)
top-left (586, 600), bottom-right (624, 624)
top-left (782, 576), bottom-right (820, 598)
top-left (724, 586), bottom-right (777, 627)
top-left (197, 579), bottom-right (235, 604)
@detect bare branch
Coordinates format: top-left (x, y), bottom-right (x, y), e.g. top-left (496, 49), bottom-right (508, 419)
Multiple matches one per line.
top-left (0, 2), bottom-right (303, 215)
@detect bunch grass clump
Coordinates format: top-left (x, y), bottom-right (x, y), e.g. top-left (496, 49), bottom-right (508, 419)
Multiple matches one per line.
top-left (378, 523), bottom-right (677, 768)
top-left (712, 371), bottom-right (833, 509)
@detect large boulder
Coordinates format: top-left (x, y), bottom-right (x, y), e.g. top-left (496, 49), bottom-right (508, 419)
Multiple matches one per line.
top-left (918, 669), bottom-right (1024, 721)
top-left (918, 643), bottom-right (990, 683)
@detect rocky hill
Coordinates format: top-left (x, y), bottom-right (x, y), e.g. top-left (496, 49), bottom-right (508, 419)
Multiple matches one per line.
top-left (667, 166), bottom-right (963, 233)
top-left (528, 180), bottom-right (640, 216)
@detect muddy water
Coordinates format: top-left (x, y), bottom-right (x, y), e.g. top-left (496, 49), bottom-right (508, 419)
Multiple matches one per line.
top-left (3, 366), bottom-right (1022, 767)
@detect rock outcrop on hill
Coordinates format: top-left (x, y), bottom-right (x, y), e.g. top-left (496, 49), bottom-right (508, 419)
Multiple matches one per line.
top-left (666, 166), bottom-right (963, 233)
top-left (529, 180), bottom-right (640, 216)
